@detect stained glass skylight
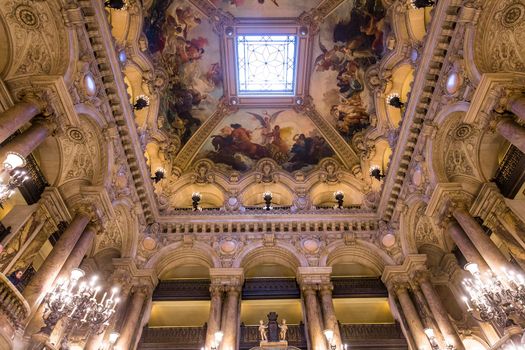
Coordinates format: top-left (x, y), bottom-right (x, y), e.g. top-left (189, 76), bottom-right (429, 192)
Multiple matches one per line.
top-left (236, 35), bottom-right (297, 95)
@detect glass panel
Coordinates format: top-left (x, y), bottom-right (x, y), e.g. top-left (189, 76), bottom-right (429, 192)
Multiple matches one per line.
top-left (236, 35), bottom-right (297, 95)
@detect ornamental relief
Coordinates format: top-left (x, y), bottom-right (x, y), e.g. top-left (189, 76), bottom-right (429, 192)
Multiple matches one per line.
top-left (2, 0), bottom-right (68, 78)
top-left (475, 0), bottom-right (525, 73)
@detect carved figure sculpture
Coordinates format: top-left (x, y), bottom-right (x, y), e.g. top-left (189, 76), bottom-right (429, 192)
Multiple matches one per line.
top-left (258, 320), bottom-right (268, 341)
top-left (279, 319), bottom-right (288, 341)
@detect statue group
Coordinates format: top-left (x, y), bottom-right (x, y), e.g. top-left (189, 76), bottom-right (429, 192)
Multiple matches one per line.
top-left (258, 312), bottom-right (288, 343)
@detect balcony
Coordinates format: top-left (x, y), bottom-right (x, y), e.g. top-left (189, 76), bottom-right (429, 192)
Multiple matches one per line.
top-left (0, 273), bottom-right (31, 346)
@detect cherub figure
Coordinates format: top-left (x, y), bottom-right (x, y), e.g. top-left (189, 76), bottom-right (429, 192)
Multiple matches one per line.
top-left (279, 319), bottom-right (288, 341)
top-left (259, 320), bottom-right (268, 341)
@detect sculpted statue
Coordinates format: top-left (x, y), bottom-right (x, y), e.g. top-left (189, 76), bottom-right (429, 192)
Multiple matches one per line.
top-left (258, 320), bottom-right (268, 341)
top-left (279, 319), bottom-right (288, 341)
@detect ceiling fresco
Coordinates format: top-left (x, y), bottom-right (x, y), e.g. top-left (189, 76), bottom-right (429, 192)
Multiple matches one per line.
top-left (211, 0), bottom-right (320, 18)
top-left (195, 109), bottom-right (337, 172)
top-left (310, 0), bottom-right (388, 142)
top-left (144, 0), bottom-right (223, 148)
top-left (140, 0), bottom-right (393, 180)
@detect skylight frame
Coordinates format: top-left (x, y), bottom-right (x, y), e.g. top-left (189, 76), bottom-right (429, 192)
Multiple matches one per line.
top-left (220, 19), bottom-right (313, 108)
top-left (235, 34), bottom-right (299, 96)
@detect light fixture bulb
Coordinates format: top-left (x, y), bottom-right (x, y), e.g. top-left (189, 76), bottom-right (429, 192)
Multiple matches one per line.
top-left (70, 268), bottom-right (85, 280)
top-left (214, 330), bottom-right (224, 343)
top-left (464, 262), bottom-right (479, 275)
top-left (324, 329), bottom-right (334, 342)
top-left (3, 152), bottom-right (26, 170)
top-left (424, 328), bottom-right (435, 338)
top-left (108, 331), bottom-right (120, 343)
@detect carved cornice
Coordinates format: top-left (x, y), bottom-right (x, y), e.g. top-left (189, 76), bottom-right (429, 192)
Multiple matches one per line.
top-left (296, 266), bottom-right (332, 286)
top-left (209, 267), bottom-right (244, 287)
top-left (381, 254), bottom-right (427, 288)
top-left (377, 0), bottom-right (465, 221)
top-left (425, 182), bottom-right (474, 224)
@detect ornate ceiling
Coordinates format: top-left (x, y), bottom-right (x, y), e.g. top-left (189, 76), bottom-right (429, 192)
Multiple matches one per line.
top-left (135, 0), bottom-right (404, 211)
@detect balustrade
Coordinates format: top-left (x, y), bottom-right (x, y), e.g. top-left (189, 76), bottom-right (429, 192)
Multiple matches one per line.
top-left (0, 272), bottom-right (30, 344)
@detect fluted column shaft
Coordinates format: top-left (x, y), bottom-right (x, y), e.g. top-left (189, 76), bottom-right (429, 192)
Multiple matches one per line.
top-left (446, 220), bottom-right (490, 272)
top-left (25, 225), bottom-right (96, 337)
top-left (452, 207), bottom-right (513, 272)
top-left (221, 286), bottom-right (240, 350)
top-left (508, 95), bottom-right (525, 121)
top-left (395, 285), bottom-right (432, 350)
top-left (0, 102), bottom-right (40, 144)
top-left (114, 286), bottom-right (149, 350)
top-left (205, 285), bottom-right (223, 349)
top-left (496, 118), bottom-right (525, 154)
top-left (303, 285), bottom-right (327, 350)
top-left (319, 284), bottom-right (342, 349)
top-left (0, 121), bottom-right (53, 163)
top-left (23, 212), bottom-right (91, 311)
top-left (417, 273), bottom-right (465, 350)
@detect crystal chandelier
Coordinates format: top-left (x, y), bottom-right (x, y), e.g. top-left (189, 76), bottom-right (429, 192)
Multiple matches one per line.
top-left (0, 152), bottom-right (29, 205)
top-left (461, 263), bottom-right (525, 327)
top-left (42, 268), bottom-right (120, 346)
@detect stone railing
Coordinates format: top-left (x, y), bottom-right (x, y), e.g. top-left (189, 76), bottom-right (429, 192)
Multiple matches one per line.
top-left (0, 273), bottom-right (31, 329)
top-left (139, 326), bottom-right (207, 348)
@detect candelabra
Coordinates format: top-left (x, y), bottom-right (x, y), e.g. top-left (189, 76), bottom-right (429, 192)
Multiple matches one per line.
top-left (334, 191), bottom-right (344, 209)
top-left (461, 263), bottom-right (525, 327)
top-left (370, 166), bottom-right (385, 181)
top-left (263, 192), bottom-right (273, 210)
top-left (386, 93), bottom-right (404, 109)
top-left (41, 268), bottom-right (120, 347)
top-left (424, 328), bottom-right (455, 350)
top-left (192, 192), bottom-right (202, 211)
top-left (0, 152), bottom-right (29, 205)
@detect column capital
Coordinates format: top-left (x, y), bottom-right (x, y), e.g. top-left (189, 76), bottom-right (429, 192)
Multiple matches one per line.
top-left (296, 266), bottom-right (332, 286)
top-left (382, 255), bottom-right (427, 286)
top-left (209, 284), bottom-right (223, 297)
top-left (319, 282), bottom-right (334, 296)
top-left (301, 283), bottom-right (319, 295)
top-left (425, 183), bottom-right (474, 224)
top-left (209, 267), bottom-right (244, 287)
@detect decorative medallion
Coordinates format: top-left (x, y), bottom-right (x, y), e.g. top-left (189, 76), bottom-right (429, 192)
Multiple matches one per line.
top-left (501, 2), bottom-right (525, 27)
top-left (453, 124), bottom-right (472, 140)
top-left (14, 4), bottom-right (41, 30)
top-left (67, 127), bottom-right (85, 143)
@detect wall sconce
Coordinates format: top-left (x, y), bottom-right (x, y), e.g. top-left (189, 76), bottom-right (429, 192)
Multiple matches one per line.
top-left (323, 329), bottom-right (336, 350)
top-left (133, 95), bottom-right (150, 110)
top-left (104, 0), bottom-right (127, 10)
top-left (411, 0), bottom-right (436, 9)
top-left (151, 168), bottom-right (165, 183)
top-left (334, 191), bottom-right (344, 209)
top-left (386, 93), bottom-right (404, 109)
top-left (263, 192), bottom-right (273, 210)
top-left (210, 330), bottom-right (223, 350)
top-left (370, 166), bottom-right (385, 181)
top-left (424, 328), bottom-right (455, 350)
top-left (192, 192), bottom-right (202, 211)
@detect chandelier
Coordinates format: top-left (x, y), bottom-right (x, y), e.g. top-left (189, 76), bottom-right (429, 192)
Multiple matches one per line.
top-left (42, 268), bottom-right (120, 347)
top-left (0, 152), bottom-right (29, 205)
top-left (461, 263), bottom-right (525, 327)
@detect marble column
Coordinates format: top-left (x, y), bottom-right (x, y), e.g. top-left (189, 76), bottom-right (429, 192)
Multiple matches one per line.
top-left (205, 284), bottom-right (223, 350)
top-left (221, 286), bottom-right (241, 350)
top-left (394, 284), bottom-right (432, 350)
top-left (25, 224), bottom-right (96, 338)
top-left (319, 283), bottom-right (342, 349)
top-left (452, 207), bottom-right (513, 272)
top-left (496, 118), bottom-right (525, 154)
top-left (416, 272), bottom-right (465, 350)
top-left (446, 220), bottom-right (490, 272)
top-left (22, 212), bottom-right (91, 311)
top-left (507, 95), bottom-right (525, 121)
top-left (0, 121), bottom-right (53, 162)
top-left (0, 102), bottom-right (40, 144)
top-left (114, 285), bottom-right (150, 350)
top-left (302, 285), bottom-right (327, 350)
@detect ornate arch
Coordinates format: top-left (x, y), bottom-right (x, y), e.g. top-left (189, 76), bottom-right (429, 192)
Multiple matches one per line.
top-left (320, 240), bottom-right (395, 275)
top-left (145, 241), bottom-right (221, 276)
top-left (232, 242), bottom-right (308, 272)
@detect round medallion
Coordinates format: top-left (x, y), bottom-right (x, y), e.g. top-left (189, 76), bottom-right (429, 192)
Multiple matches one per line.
top-left (15, 5), bottom-right (40, 30)
top-left (410, 48), bottom-right (419, 63)
top-left (302, 239), bottom-right (319, 253)
top-left (67, 127), bottom-right (85, 143)
top-left (142, 236), bottom-right (157, 251)
top-left (445, 72), bottom-right (460, 94)
top-left (228, 197), bottom-right (238, 206)
top-left (453, 124), bottom-right (472, 140)
top-left (382, 233), bottom-right (396, 248)
top-left (502, 3), bottom-right (525, 27)
top-left (84, 73), bottom-right (97, 97)
top-left (220, 240), bottom-right (237, 254)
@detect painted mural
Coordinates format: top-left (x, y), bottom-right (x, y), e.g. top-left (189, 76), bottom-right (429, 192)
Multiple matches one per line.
top-left (196, 110), bottom-right (335, 172)
top-left (310, 0), bottom-right (389, 142)
top-left (144, 0), bottom-right (223, 148)
top-left (211, 0), bottom-right (319, 18)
